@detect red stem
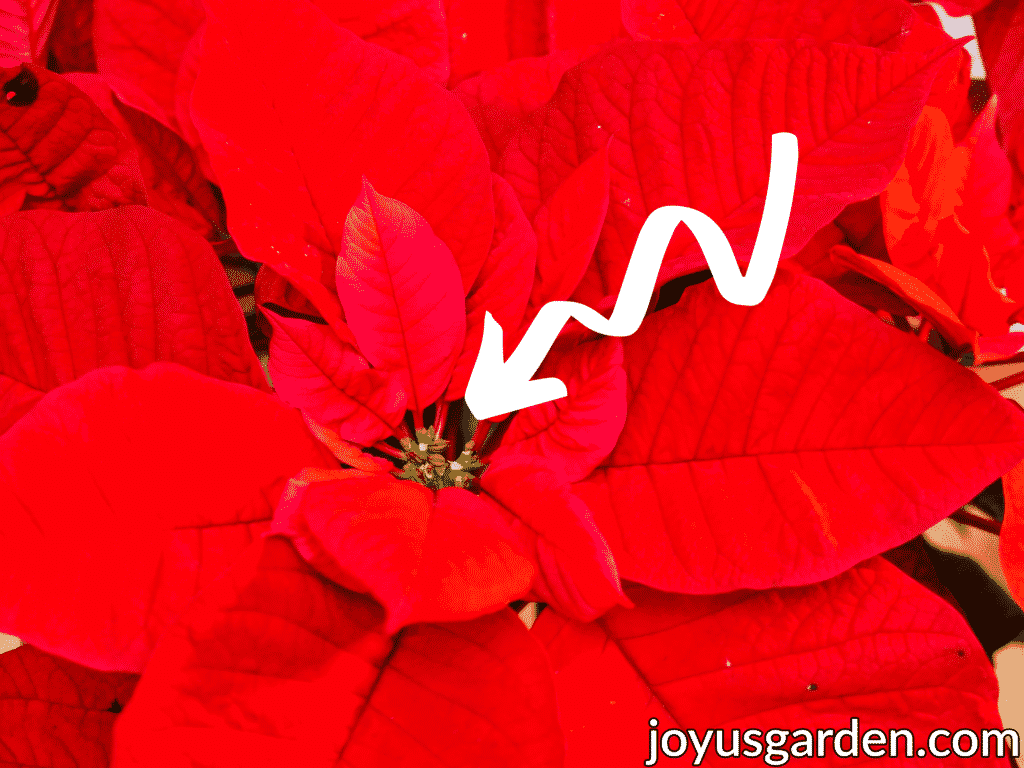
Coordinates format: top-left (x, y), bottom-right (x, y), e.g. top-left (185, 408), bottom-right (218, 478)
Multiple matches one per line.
top-left (372, 441), bottom-right (405, 460)
top-left (393, 420), bottom-right (413, 441)
top-left (472, 419), bottom-right (492, 451)
top-left (413, 409), bottom-right (424, 430)
top-left (434, 400), bottom-right (449, 437)
top-left (991, 369), bottom-right (1024, 392)
top-left (949, 509), bottom-right (1002, 536)
top-left (917, 319), bottom-right (933, 342)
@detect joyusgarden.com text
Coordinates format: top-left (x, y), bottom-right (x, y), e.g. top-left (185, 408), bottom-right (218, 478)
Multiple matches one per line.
top-left (645, 718), bottom-right (1021, 765)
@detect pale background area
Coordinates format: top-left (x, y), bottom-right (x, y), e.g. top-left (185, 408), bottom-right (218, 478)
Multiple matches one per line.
top-left (1, 1), bottom-right (1020, 755)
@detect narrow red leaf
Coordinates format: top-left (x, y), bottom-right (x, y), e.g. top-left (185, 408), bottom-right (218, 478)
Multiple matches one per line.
top-left (336, 182), bottom-right (466, 416)
top-left (0, 645), bottom-right (138, 768)
top-left (481, 454), bottom-right (628, 621)
top-left (534, 558), bottom-right (1001, 767)
top-left (527, 143), bottom-right (611, 315)
top-left (447, 174), bottom-right (536, 400)
top-left (493, 336), bottom-right (626, 483)
top-left (0, 64), bottom-right (146, 210)
top-left (573, 271), bottom-right (1024, 594)
top-left (961, 96), bottom-right (1016, 246)
top-left (0, 363), bottom-right (334, 671)
top-left (265, 310), bottom-right (408, 445)
top-left (112, 536), bottom-right (563, 767)
top-left (501, 39), bottom-right (957, 310)
top-left (0, 207), bottom-right (269, 433)
top-left (271, 468), bottom-right (534, 632)
top-left (829, 243), bottom-right (979, 352)
top-left (192, 0), bottom-right (494, 323)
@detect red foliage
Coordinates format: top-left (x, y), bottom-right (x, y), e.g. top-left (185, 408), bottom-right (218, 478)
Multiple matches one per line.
top-left (1, 0), bottom-right (1023, 764)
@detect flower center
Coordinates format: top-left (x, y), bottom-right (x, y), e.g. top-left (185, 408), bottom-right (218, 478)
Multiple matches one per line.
top-left (395, 426), bottom-right (484, 491)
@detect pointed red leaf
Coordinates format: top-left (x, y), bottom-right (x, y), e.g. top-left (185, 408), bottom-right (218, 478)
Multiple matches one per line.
top-left (974, 0), bottom-right (1024, 172)
top-left (448, 174), bottom-right (536, 400)
top-left (192, 0), bottom-right (494, 323)
top-left (0, 64), bottom-right (146, 210)
top-left (0, 645), bottom-right (138, 768)
top-left (573, 270), bottom-right (1024, 594)
top-left (829, 243), bottom-right (979, 352)
top-left (0, 207), bottom-right (269, 433)
top-left (0, 363), bottom-right (334, 671)
top-left (527, 143), bottom-right (611, 314)
top-left (0, 0), bottom-right (58, 66)
top-left (622, 0), bottom-right (926, 49)
top-left (961, 96), bottom-right (1016, 245)
top-left (881, 106), bottom-right (1018, 336)
top-left (265, 311), bottom-right (408, 445)
top-left (481, 454), bottom-right (628, 621)
top-left (271, 468), bottom-right (534, 632)
top-left (493, 336), bottom-right (626, 483)
top-left (336, 182), bottom-right (466, 416)
top-left (455, 49), bottom-right (593, 169)
top-left (501, 39), bottom-right (957, 310)
top-left (93, 0), bottom-right (203, 129)
top-left (112, 536), bottom-right (563, 767)
top-left (534, 558), bottom-right (1001, 768)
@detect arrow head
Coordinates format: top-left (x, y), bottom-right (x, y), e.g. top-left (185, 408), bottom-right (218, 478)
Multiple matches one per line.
top-left (464, 311), bottom-right (569, 421)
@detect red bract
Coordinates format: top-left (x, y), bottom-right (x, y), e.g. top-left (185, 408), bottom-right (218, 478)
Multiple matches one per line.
top-left (501, 39), bottom-right (957, 312)
top-left (265, 312), bottom-right (408, 444)
top-left (111, 537), bottom-right (563, 767)
top-left (573, 270), bottom-right (1024, 593)
top-left (622, 0), bottom-right (923, 46)
top-left (0, 363), bottom-right (332, 671)
top-left (974, 0), bottom-right (1024, 185)
top-left (64, 73), bottom-right (226, 237)
top-left (0, 64), bottom-right (146, 212)
top-left (0, 0), bottom-right (57, 67)
top-left (0, 207), bottom-right (266, 431)
top-left (535, 559), bottom-right (1001, 767)
top-left (191, 0), bottom-right (494, 326)
top-left (0, 645), bottom-right (138, 767)
top-left (337, 181), bottom-right (466, 415)
top-left (272, 467), bottom-right (535, 632)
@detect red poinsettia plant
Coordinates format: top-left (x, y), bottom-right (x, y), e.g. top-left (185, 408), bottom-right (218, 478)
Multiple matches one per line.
top-left (3, 0), bottom-right (1024, 765)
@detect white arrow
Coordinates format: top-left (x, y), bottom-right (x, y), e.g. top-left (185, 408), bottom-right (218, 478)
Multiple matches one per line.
top-left (465, 132), bottom-right (799, 421)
